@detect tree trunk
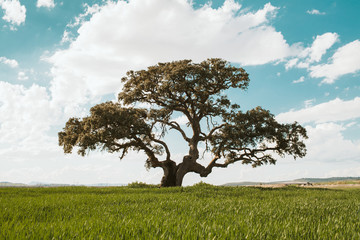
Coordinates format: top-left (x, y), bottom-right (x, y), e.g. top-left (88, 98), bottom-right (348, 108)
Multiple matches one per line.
top-left (160, 160), bottom-right (178, 187)
top-left (159, 159), bottom-right (189, 187)
top-left (160, 155), bottom-right (210, 187)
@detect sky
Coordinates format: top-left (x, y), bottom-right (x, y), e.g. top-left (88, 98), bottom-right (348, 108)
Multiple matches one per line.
top-left (0, 0), bottom-right (359, 186)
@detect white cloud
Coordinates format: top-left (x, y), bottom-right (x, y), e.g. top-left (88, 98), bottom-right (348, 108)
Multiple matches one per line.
top-left (66, 3), bottom-right (101, 28)
top-left (36, 0), bottom-right (55, 9)
top-left (276, 98), bottom-right (360, 171)
top-left (305, 123), bottom-right (360, 162)
top-left (60, 30), bottom-right (73, 44)
top-left (307, 32), bottom-right (339, 63)
top-left (0, 0), bottom-right (26, 27)
top-left (293, 76), bottom-right (304, 83)
top-left (284, 34), bottom-right (360, 84)
top-left (285, 58), bottom-right (298, 70)
top-left (48, 0), bottom-right (299, 106)
top-left (325, 165), bottom-right (360, 179)
top-left (307, 9), bottom-right (325, 15)
top-left (0, 82), bottom-right (58, 146)
top-left (276, 97), bottom-right (360, 124)
top-left (310, 40), bottom-right (360, 84)
top-left (17, 71), bottom-right (28, 81)
top-left (286, 32), bottom-right (339, 70)
top-left (0, 56), bottom-right (18, 68)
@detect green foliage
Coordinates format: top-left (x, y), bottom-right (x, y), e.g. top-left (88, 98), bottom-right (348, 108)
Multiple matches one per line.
top-left (191, 181), bottom-right (216, 188)
top-left (127, 181), bottom-right (159, 188)
top-left (1, 186), bottom-right (359, 239)
top-left (58, 102), bottom-right (160, 159)
top-left (211, 107), bottom-right (308, 167)
top-left (119, 58), bottom-right (249, 115)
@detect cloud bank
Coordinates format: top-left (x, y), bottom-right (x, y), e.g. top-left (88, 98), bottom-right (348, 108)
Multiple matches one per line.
top-left (49, 0), bottom-right (300, 107)
top-left (0, 82), bottom-right (56, 146)
top-left (277, 97), bottom-right (360, 164)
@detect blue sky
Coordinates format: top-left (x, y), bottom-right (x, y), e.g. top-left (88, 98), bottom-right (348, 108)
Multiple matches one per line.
top-left (0, 0), bottom-right (359, 185)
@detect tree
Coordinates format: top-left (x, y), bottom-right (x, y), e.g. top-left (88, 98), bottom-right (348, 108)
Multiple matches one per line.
top-left (59, 59), bottom-right (307, 187)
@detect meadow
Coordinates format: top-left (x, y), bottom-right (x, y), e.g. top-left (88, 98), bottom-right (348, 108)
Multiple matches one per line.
top-left (1, 184), bottom-right (359, 239)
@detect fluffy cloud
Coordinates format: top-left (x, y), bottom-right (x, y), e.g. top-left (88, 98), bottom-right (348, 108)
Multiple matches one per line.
top-left (60, 30), bottom-right (73, 44)
top-left (306, 9), bottom-right (325, 15)
top-left (0, 80), bottom-right (155, 185)
top-left (48, 0), bottom-right (299, 107)
top-left (286, 32), bottom-right (338, 70)
top-left (284, 33), bottom-right (360, 84)
top-left (36, 0), bottom-right (55, 9)
top-left (0, 56), bottom-right (18, 68)
top-left (66, 3), bottom-right (101, 28)
top-left (0, 0), bottom-right (26, 27)
top-left (17, 71), bottom-right (29, 80)
top-left (276, 97), bottom-right (360, 169)
top-left (304, 122), bottom-right (360, 162)
top-left (0, 82), bottom-right (57, 146)
top-left (306, 32), bottom-right (339, 63)
top-left (277, 97), bottom-right (360, 124)
top-left (310, 40), bottom-right (360, 84)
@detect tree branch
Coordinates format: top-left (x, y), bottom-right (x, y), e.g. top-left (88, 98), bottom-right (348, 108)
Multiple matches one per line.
top-left (150, 137), bottom-right (171, 161)
top-left (201, 123), bottom-right (227, 141)
top-left (155, 119), bottom-right (191, 142)
top-left (133, 137), bottom-right (162, 168)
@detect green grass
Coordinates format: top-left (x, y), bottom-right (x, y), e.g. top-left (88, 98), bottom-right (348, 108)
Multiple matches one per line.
top-left (1, 185), bottom-right (360, 239)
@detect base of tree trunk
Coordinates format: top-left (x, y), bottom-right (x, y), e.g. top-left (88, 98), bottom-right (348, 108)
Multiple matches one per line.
top-left (160, 161), bottom-right (178, 187)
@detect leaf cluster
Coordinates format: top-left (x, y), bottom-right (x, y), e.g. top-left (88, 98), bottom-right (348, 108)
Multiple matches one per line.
top-left (58, 102), bottom-right (157, 158)
top-left (119, 58), bottom-right (249, 120)
top-left (210, 107), bottom-right (308, 167)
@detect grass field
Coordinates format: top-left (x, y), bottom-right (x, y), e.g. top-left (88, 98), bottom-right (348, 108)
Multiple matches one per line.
top-left (1, 184), bottom-right (360, 239)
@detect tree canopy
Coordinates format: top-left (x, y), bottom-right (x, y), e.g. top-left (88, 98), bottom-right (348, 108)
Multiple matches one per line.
top-left (59, 58), bottom-right (307, 187)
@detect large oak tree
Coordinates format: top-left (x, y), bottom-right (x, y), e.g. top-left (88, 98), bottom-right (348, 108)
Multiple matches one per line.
top-left (59, 59), bottom-right (307, 187)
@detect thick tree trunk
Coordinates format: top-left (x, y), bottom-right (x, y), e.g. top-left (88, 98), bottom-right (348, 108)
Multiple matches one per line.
top-left (160, 160), bottom-right (178, 187)
top-left (159, 158), bottom-right (192, 187)
top-left (160, 166), bottom-right (187, 187)
top-left (160, 155), bottom-right (210, 187)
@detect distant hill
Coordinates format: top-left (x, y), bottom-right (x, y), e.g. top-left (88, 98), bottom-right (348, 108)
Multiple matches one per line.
top-left (293, 177), bottom-right (360, 183)
top-left (223, 177), bottom-right (360, 186)
top-left (0, 182), bottom-right (28, 187)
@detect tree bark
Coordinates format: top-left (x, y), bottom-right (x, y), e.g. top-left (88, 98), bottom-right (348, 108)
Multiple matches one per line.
top-left (160, 160), bottom-right (178, 187)
top-left (160, 155), bottom-right (209, 187)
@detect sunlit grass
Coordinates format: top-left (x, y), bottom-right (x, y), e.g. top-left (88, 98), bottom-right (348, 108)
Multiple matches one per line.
top-left (1, 185), bottom-right (359, 239)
